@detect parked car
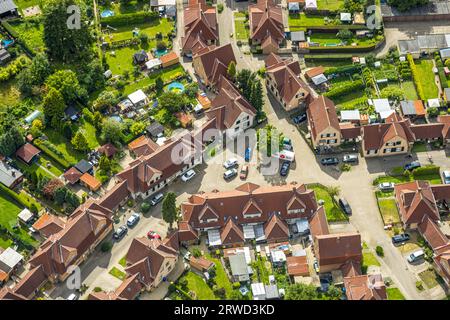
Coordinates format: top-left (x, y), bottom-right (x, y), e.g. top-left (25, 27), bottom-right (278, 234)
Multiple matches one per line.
top-left (407, 249), bottom-right (425, 263)
top-left (223, 158), bottom-right (238, 169)
top-left (404, 161), bottom-right (421, 171)
top-left (150, 193), bottom-right (164, 206)
top-left (67, 293), bottom-right (78, 300)
top-left (343, 154), bottom-right (358, 163)
top-left (240, 165), bottom-right (249, 180)
top-left (378, 182), bottom-right (395, 191)
top-left (183, 251), bottom-right (191, 261)
top-left (280, 161), bottom-right (290, 176)
top-left (391, 233), bottom-right (410, 245)
top-left (292, 113), bottom-right (307, 124)
top-left (338, 198), bottom-right (352, 215)
top-left (224, 168), bottom-right (238, 180)
top-left (273, 150), bottom-right (295, 162)
top-left (321, 157), bottom-right (339, 165)
top-left (181, 169), bottom-right (196, 182)
top-left (313, 260), bottom-right (319, 273)
top-left (113, 225), bottom-right (128, 240)
top-left (245, 148), bottom-right (252, 162)
top-left (147, 230), bottom-right (161, 240)
top-left (442, 170), bottom-right (450, 184)
top-left (126, 213), bottom-right (140, 227)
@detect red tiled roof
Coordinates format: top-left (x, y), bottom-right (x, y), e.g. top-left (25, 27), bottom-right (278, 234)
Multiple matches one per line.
top-left (286, 255), bottom-right (309, 276)
top-left (410, 123), bottom-right (445, 140)
top-left (128, 135), bottom-right (159, 158)
top-left (16, 143), bottom-right (41, 164)
top-left (80, 173), bottom-right (102, 191)
top-left (305, 66), bottom-right (325, 78)
top-left (418, 215), bottom-right (449, 251)
top-left (307, 96), bottom-right (340, 142)
top-left (63, 167), bottom-right (82, 184)
top-left (362, 120), bottom-right (415, 151)
top-left (193, 44), bottom-right (236, 87)
top-left (315, 233), bottom-right (362, 268)
top-left (189, 256), bottom-right (214, 271)
top-left (249, 0), bottom-right (284, 43)
top-left (32, 213), bottom-right (65, 238)
top-left (160, 51), bottom-right (179, 65)
top-left (13, 265), bottom-right (47, 299)
top-left (344, 274), bottom-right (387, 300)
top-left (339, 123), bottom-right (361, 140)
top-left (98, 143), bottom-right (117, 158)
top-left (309, 206), bottom-right (329, 238)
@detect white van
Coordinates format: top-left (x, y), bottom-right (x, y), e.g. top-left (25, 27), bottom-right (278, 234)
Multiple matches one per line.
top-left (67, 293), bottom-right (78, 300)
top-left (407, 249), bottom-right (424, 263)
top-left (272, 150), bottom-right (295, 162)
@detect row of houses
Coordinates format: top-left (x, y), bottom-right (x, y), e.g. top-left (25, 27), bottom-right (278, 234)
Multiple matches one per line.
top-left (177, 181), bottom-right (387, 300)
top-left (306, 95), bottom-right (450, 157)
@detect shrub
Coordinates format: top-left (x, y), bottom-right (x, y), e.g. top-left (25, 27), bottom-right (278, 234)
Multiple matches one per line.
top-left (101, 11), bottom-right (159, 27)
top-left (192, 247), bottom-right (201, 258)
top-left (141, 201), bottom-right (151, 213)
top-left (178, 278), bottom-right (188, 290)
top-left (375, 246), bottom-right (384, 257)
top-left (412, 165), bottom-right (440, 177)
top-left (340, 163), bottom-right (351, 172)
top-left (416, 281), bottom-right (424, 291)
top-left (217, 3), bottom-right (224, 13)
top-left (438, 68), bottom-right (448, 88)
top-left (324, 79), bottom-right (364, 99)
top-left (93, 287), bottom-right (103, 292)
top-left (427, 107), bottom-right (439, 117)
top-left (127, 199), bottom-right (134, 207)
top-left (101, 241), bottom-right (112, 252)
top-left (232, 282), bottom-right (240, 289)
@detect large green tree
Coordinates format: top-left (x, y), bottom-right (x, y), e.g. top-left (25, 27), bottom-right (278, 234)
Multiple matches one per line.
top-left (158, 92), bottom-right (187, 113)
top-left (42, 0), bottom-right (94, 62)
top-left (71, 131), bottom-right (89, 151)
top-left (162, 192), bottom-right (177, 229)
top-left (101, 118), bottom-right (124, 144)
top-left (387, 0), bottom-right (429, 11)
top-left (46, 70), bottom-right (85, 104)
top-left (0, 126), bottom-right (24, 157)
top-left (42, 87), bottom-right (66, 128)
top-left (17, 54), bottom-right (52, 95)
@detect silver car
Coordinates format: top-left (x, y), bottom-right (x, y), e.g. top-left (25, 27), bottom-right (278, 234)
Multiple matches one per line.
top-left (378, 182), bottom-right (395, 191)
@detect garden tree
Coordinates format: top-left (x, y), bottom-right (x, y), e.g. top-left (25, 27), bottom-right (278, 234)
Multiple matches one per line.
top-left (158, 92), bottom-right (187, 113)
top-left (427, 107), bottom-right (439, 117)
top-left (30, 119), bottom-right (44, 138)
top-left (141, 201), bottom-right (151, 213)
top-left (93, 111), bottom-right (103, 128)
top-left (155, 77), bottom-right (164, 93)
top-left (17, 54), bottom-right (52, 96)
top-left (0, 126), bottom-right (25, 157)
top-left (37, 176), bottom-right (51, 195)
top-left (65, 190), bottom-right (81, 208)
top-left (71, 131), bottom-right (89, 151)
top-left (62, 122), bottom-right (73, 140)
top-left (162, 192), bottom-right (177, 228)
top-left (42, 0), bottom-right (94, 62)
top-left (156, 41), bottom-right (167, 51)
top-left (387, 0), bottom-right (429, 11)
top-left (249, 80), bottom-right (264, 113)
top-left (184, 82), bottom-right (199, 99)
top-left (46, 70), bottom-right (86, 104)
top-left (79, 60), bottom-right (106, 93)
top-left (42, 88), bottom-right (65, 129)
top-left (256, 124), bottom-right (284, 157)
top-left (445, 59), bottom-right (450, 68)
top-left (326, 285), bottom-right (342, 300)
top-left (93, 90), bottom-right (118, 111)
top-left (343, 0), bottom-right (365, 13)
top-left (98, 155), bottom-right (111, 173)
top-left (227, 61), bottom-right (236, 80)
top-left (285, 283), bottom-right (320, 300)
top-left (326, 185), bottom-right (341, 197)
top-left (380, 86), bottom-right (404, 101)
top-left (82, 108), bottom-right (95, 122)
top-left (236, 69), bottom-right (255, 100)
top-left (54, 187), bottom-right (68, 206)
top-left (42, 178), bottom-right (64, 199)
top-left (101, 118), bottom-right (124, 144)
top-left (337, 29), bottom-right (353, 41)
top-left (130, 121), bottom-right (146, 136)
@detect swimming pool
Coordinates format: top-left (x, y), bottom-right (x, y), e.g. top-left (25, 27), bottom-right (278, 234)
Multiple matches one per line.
top-left (101, 9), bottom-right (114, 18)
top-left (166, 82), bottom-right (185, 93)
top-left (1, 39), bottom-right (13, 48)
top-left (154, 48), bottom-right (168, 58)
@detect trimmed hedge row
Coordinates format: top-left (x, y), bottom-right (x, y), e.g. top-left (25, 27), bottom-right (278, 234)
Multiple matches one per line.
top-left (101, 11), bottom-right (159, 27)
top-left (407, 54), bottom-right (425, 100)
top-left (33, 139), bottom-right (72, 169)
top-left (0, 183), bottom-right (41, 212)
top-left (324, 79), bottom-right (364, 99)
top-left (324, 64), bottom-right (361, 76)
top-left (412, 165), bottom-right (440, 176)
top-left (438, 67), bottom-right (448, 89)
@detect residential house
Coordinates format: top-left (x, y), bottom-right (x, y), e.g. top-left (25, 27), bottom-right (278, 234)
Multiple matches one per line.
top-left (98, 180), bottom-right (130, 212)
top-left (0, 287), bottom-right (27, 300)
top-left (206, 75), bottom-right (256, 139)
top-left (265, 53), bottom-right (310, 112)
top-left (192, 43), bottom-right (236, 88)
top-left (400, 100), bottom-right (426, 119)
top-left (229, 252), bottom-right (250, 281)
top-left (307, 96), bottom-right (341, 148)
top-left (15, 143), bottom-right (41, 164)
top-left (80, 173), bottom-right (102, 192)
top-left (63, 167), bottom-right (82, 185)
top-left (344, 274), bottom-right (387, 300)
top-left (31, 212), bottom-right (66, 239)
top-left (123, 236), bottom-right (178, 292)
top-left (360, 118), bottom-right (415, 157)
top-left (314, 233), bottom-right (362, 273)
top-left (0, 0), bottom-right (18, 18)
top-left (128, 135), bottom-right (160, 158)
top-left (189, 256), bottom-right (214, 273)
top-left (160, 51), bottom-right (179, 68)
top-left (128, 89), bottom-right (149, 108)
top-left (98, 143), bottom-right (117, 158)
top-left (0, 247), bottom-right (23, 282)
top-left (181, 0), bottom-right (218, 57)
top-left (286, 254), bottom-right (309, 277)
top-left (249, 0), bottom-right (285, 54)
top-left (12, 265), bottom-right (47, 299)
top-left (0, 161), bottom-right (23, 188)
top-left (179, 182), bottom-right (322, 247)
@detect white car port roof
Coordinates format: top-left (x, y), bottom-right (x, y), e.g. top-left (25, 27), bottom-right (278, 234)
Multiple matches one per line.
top-left (207, 229), bottom-right (222, 246)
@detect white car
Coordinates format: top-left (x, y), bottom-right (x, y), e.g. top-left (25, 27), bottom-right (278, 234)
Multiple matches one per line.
top-left (150, 193), bottom-right (164, 206)
top-left (378, 182), bottom-right (395, 191)
top-left (126, 212), bottom-right (140, 227)
top-left (181, 169), bottom-right (196, 182)
top-left (223, 158), bottom-right (238, 169)
top-left (67, 293), bottom-right (78, 300)
top-left (442, 170), bottom-right (450, 184)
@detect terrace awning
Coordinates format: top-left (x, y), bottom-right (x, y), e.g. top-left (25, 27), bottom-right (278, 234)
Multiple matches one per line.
top-left (207, 229), bottom-right (222, 246)
top-left (243, 225), bottom-right (255, 239)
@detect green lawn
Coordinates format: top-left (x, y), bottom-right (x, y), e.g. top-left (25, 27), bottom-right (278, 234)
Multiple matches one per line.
top-left (206, 254), bottom-right (234, 298)
top-left (418, 270), bottom-right (440, 289)
top-left (9, 19), bottom-right (46, 53)
top-left (118, 256), bottom-right (127, 268)
top-left (78, 119), bottom-right (101, 149)
top-left (122, 64), bottom-right (185, 95)
top-left (411, 142), bottom-right (428, 153)
top-left (104, 18), bottom-right (174, 43)
top-left (288, 14), bottom-right (326, 29)
top-left (402, 81), bottom-right (418, 100)
top-left (317, 0), bottom-right (344, 10)
top-left (42, 128), bottom-right (85, 165)
top-left (362, 252), bottom-right (381, 267)
top-left (415, 59), bottom-right (439, 99)
top-left (309, 33), bottom-right (377, 47)
top-left (387, 287), bottom-right (405, 300)
top-left (0, 192), bottom-right (39, 248)
top-left (105, 45), bottom-right (146, 76)
top-left (109, 267), bottom-right (126, 280)
top-left (374, 171), bottom-right (442, 186)
top-left (14, 154), bottom-right (64, 180)
top-left (308, 184), bottom-right (348, 222)
top-left (0, 80), bottom-right (22, 107)
top-left (377, 198), bottom-right (400, 225)
top-left (0, 233), bottom-right (13, 249)
top-left (234, 13), bottom-right (249, 41)
top-left (100, 1), bottom-right (146, 16)
top-left (183, 271), bottom-right (217, 300)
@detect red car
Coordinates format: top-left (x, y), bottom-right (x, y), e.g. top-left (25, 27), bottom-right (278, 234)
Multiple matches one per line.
top-left (147, 231), bottom-right (161, 239)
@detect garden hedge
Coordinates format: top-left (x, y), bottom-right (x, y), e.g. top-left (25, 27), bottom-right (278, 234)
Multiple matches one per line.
top-left (324, 79), bottom-right (365, 99)
top-left (407, 54), bottom-right (425, 100)
top-left (33, 139), bottom-right (72, 168)
top-left (0, 183), bottom-right (40, 211)
top-left (101, 11), bottom-right (159, 27)
top-left (438, 67), bottom-right (448, 89)
top-left (324, 65), bottom-right (361, 76)
top-left (412, 165), bottom-right (440, 177)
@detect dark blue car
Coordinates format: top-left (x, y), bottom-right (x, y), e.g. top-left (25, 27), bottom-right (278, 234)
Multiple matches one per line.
top-left (245, 148), bottom-right (252, 162)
